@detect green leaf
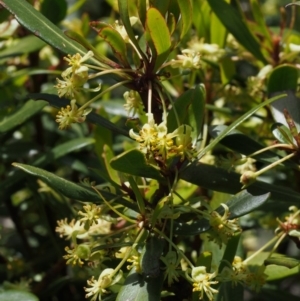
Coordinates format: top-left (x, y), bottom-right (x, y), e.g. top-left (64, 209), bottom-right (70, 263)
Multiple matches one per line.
top-left (265, 256), bottom-right (300, 269)
top-left (270, 91), bottom-right (300, 132)
top-left (28, 93), bottom-right (129, 137)
top-left (210, 0), bottom-right (229, 47)
top-left (271, 123), bottom-right (295, 145)
top-left (177, 0), bottom-right (192, 39)
top-left (41, 0), bottom-right (67, 24)
top-left (217, 282), bottom-right (244, 301)
top-left (138, 0), bottom-right (147, 26)
top-left (246, 252), bottom-right (300, 281)
top-left (267, 65), bottom-right (298, 94)
top-left (12, 163), bottom-right (136, 210)
top-left (0, 99), bottom-right (47, 134)
top-left (0, 291), bottom-right (38, 301)
top-left (118, 0), bottom-right (147, 61)
top-left (150, 0), bottom-right (170, 16)
top-left (219, 56), bottom-right (235, 84)
top-left (167, 85), bottom-right (205, 142)
top-left (0, 35), bottom-right (46, 59)
top-left (180, 162), bottom-right (300, 207)
top-left (146, 7), bottom-right (171, 71)
top-left (209, 125), bottom-right (294, 165)
top-left (141, 236), bottom-right (164, 278)
top-left (174, 190), bottom-right (269, 235)
top-left (250, 0), bottom-right (272, 50)
top-left (110, 149), bottom-right (164, 181)
top-left (116, 267), bottom-right (164, 301)
top-left (207, 0), bottom-right (267, 63)
top-left (98, 26), bottom-right (130, 67)
top-left (0, 0), bottom-right (100, 63)
top-left (198, 93), bottom-right (286, 158)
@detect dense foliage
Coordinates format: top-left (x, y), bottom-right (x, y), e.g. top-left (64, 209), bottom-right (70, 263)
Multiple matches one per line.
top-left (1, 0), bottom-right (300, 300)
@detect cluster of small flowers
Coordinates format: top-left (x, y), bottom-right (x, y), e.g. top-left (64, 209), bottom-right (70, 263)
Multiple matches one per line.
top-left (217, 256), bottom-right (267, 292)
top-left (205, 203), bottom-right (241, 248)
top-left (55, 204), bottom-right (112, 266)
top-left (54, 51), bottom-right (100, 129)
top-left (129, 113), bottom-right (197, 161)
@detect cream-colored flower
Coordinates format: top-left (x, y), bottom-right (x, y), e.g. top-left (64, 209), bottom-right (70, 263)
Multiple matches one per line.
top-left (56, 99), bottom-right (92, 130)
top-left (84, 268), bottom-right (123, 301)
top-left (56, 218), bottom-right (86, 240)
top-left (171, 49), bottom-right (201, 69)
top-left (190, 266), bottom-right (218, 300)
top-left (123, 90), bottom-right (144, 116)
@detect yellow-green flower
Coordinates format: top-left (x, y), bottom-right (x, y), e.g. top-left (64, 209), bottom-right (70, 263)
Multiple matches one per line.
top-left (56, 99), bottom-right (92, 130)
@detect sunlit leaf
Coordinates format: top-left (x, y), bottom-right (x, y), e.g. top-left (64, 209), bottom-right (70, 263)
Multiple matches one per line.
top-left (146, 7), bottom-right (171, 71)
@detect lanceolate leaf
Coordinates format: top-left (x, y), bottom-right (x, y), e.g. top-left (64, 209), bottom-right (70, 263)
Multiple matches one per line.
top-left (207, 0), bottom-right (267, 63)
top-left (0, 100), bottom-right (47, 133)
top-left (179, 162), bottom-right (300, 207)
top-left (0, 138), bottom-right (96, 191)
top-left (146, 7), bottom-right (171, 71)
top-left (98, 27), bottom-right (130, 67)
top-left (12, 163), bottom-right (136, 210)
top-left (177, 0), bottom-right (192, 39)
top-left (118, 0), bottom-right (147, 61)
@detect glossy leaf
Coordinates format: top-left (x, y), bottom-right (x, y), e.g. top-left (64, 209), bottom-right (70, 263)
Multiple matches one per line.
top-left (110, 149), bottom-right (164, 181)
top-left (207, 0), bottom-right (267, 63)
top-left (174, 190), bottom-right (269, 235)
top-left (271, 123), bottom-right (295, 145)
top-left (209, 125), bottom-right (291, 165)
top-left (12, 163), bottom-right (136, 210)
top-left (179, 162), bottom-right (300, 206)
top-left (0, 99), bottom-right (47, 133)
top-left (0, 0), bottom-right (100, 63)
top-left (177, 0), bottom-right (192, 39)
top-left (116, 267), bottom-right (164, 301)
top-left (198, 93), bottom-right (285, 158)
top-left (41, 0), bottom-right (67, 24)
top-left (28, 93), bottom-right (129, 137)
top-left (267, 65), bottom-right (298, 95)
top-left (270, 91), bottom-right (300, 131)
top-left (146, 8), bottom-right (171, 71)
top-left (167, 84), bottom-right (205, 142)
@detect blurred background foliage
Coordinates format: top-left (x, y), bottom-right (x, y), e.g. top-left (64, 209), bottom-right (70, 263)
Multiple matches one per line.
top-left (1, 0), bottom-right (300, 300)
